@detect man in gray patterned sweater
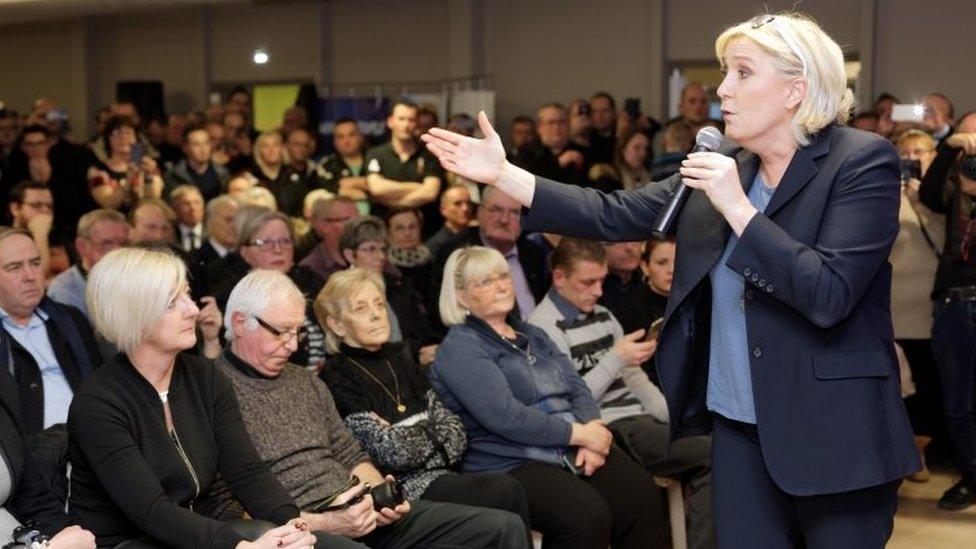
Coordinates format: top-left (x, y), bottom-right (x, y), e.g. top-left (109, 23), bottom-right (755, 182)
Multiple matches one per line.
top-left (529, 238), bottom-right (715, 549)
top-left (215, 269), bottom-right (527, 549)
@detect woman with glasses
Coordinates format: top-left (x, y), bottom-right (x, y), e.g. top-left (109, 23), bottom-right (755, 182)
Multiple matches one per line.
top-left (68, 247), bottom-right (317, 549)
top-left (338, 216), bottom-right (440, 365)
top-left (213, 208), bottom-right (325, 369)
top-left (430, 246), bottom-right (666, 549)
top-left (314, 268), bottom-right (531, 540)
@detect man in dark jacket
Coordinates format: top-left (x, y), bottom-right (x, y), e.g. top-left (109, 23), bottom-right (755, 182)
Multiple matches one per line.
top-left (0, 228), bottom-right (100, 433)
top-left (432, 186), bottom-right (549, 321)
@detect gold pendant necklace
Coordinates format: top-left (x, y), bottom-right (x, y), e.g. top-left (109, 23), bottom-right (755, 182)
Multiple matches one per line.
top-left (345, 355), bottom-right (407, 413)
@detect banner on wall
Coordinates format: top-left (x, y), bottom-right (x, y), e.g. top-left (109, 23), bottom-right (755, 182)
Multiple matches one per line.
top-left (317, 95), bottom-right (391, 154)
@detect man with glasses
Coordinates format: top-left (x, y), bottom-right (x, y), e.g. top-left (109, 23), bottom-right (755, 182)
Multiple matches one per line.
top-left (433, 186), bottom-right (548, 320)
top-left (8, 180), bottom-right (55, 279)
top-left (299, 196), bottom-right (359, 278)
top-left (48, 209), bottom-right (129, 319)
top-left (8, 124), bottom-right (98, 240)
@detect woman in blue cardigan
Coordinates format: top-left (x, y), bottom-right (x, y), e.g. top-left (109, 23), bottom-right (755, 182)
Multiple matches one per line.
top-left (430, 246), bottom-right (665, 549)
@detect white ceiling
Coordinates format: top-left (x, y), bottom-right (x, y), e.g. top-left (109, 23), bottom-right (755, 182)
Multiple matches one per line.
top-left (0, 0), bottom-right (250, 26)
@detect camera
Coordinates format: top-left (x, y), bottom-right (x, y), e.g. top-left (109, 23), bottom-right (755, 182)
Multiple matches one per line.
top-left (368, 479), bottom-right (405, 511)
top-left (578, 104), bottom-right (591, 117)
top-left (900, 159), bottom-right (921, 182)
top-left (3, 520), bottom-right (49, 549)
top-left (960, 155), bottom-right (976, 181)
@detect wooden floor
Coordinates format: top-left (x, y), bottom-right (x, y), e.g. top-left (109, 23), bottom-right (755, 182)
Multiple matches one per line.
top-left (889, 470), bottom-right (976, 548)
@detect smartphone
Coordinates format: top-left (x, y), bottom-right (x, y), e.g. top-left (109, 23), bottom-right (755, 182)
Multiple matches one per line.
top-left (900, 159), bottom-right (921, 182)
top-left (891, 103), bottom-right (924, 123)
top-left (645, 317), bottom-right (664, 342)
top-left (579, 103), bottom-right (591, 117)
top-left (130, 142), bottom-right (145, 165)
top-left (560, 448), bottom-right (583, 476)
top-left (624, 97), bottom-right (641, 119)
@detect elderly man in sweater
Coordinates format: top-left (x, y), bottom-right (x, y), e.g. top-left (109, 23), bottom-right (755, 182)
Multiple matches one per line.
top-left (528, 237), bottom-right (714, 549)
top-left (215, 268), bottom-right (526, 549)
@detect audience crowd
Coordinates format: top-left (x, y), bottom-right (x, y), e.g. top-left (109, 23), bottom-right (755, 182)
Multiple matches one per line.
top-left (0, 80), bottom-right (972, 548)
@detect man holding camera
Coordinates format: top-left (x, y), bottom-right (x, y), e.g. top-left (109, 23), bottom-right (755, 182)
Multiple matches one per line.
top-left (215, 270), bottom-right (526, 548)
top-left (919, 111), bottom-right (976, 510)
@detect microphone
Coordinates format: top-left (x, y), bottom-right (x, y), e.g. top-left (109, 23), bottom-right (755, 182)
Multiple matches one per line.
top-left (650, 126), bottom-right (724, 238)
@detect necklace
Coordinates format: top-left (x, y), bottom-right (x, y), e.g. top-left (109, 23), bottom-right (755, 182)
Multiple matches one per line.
top-left (502, 330), bottom-right (536, 365)
top-left (345, 355), bottom-right (407, 413)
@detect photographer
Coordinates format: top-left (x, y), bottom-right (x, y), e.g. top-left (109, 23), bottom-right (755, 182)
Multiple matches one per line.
top-left (918, 111), bottom-right (976, 510)
top-left (891, 130), bottom-right (945, 484)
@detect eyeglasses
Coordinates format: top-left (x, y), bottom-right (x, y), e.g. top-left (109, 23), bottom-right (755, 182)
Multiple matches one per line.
top-left (248, 237), bottom-right (293, 251)
top-left (255, 316), bottom-right (308, 343)
top-left (465, 272), bottom-right (512, 291)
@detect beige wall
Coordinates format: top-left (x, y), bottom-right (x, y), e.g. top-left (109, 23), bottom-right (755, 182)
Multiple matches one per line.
top-left (88, 9), bottom-right (206, 119)
top-left (0, 0), bottom-right (972, 142)
top-left (875, 0), bottom-right (975, 118)
top-left (209, 2), bottom-right (320, 85)
top-left (0, 19), bottom-right (84, 128)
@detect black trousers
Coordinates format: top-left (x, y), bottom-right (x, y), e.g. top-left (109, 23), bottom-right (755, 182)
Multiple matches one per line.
top-left (897, 338), bottom-right (950, 448)
top-left (508, 450), bottom-right (667, 549)
top-left (712, 414), bottom-right (900, 549)
top-left (421, 471), bottom-right (532, 543)
top-left (610, 414), bottom-right (714, 549)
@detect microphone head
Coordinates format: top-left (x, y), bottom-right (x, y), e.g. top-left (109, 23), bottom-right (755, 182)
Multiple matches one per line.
top-left (695, 126), bottom-right (724, 152)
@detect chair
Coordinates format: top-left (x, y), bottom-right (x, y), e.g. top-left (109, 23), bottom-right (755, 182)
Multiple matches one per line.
top-left (655, 476), bottom-right (687, 549)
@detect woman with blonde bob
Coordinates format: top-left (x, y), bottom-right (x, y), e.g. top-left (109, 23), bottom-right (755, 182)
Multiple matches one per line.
top-left (430, 246), bottom-right (666, 549)
top-left (423, 11), bottom-right (919, 548)
top-left (67, 248), bottom-right (316, 549)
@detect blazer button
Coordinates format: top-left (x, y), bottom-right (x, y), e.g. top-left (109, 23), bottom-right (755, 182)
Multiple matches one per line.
top-left (758, 279), bottom-right (766, 287)
top-left (752, 346), bottom-right (763, 358)
top-left (766, 285), bottom-right (775, 293)
top-left (751, 273), bottom-right (759, 282)
top-left (743, 267), bottom-right (752, 277)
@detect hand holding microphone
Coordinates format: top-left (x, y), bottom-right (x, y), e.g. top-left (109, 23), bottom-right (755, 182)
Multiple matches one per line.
top-left (653, 126), bottom-right (758, 237)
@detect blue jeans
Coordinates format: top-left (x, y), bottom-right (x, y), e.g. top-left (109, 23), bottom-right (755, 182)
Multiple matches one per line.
top-left (931, 298), bottom-right (976, 479)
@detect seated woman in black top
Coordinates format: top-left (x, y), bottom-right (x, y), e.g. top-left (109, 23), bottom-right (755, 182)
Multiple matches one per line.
top-left (87, 115), bottom-right (164, 213)
top-left (315, 268), bottom-right (529, 533)
top-left (68, 247), bottom-right (317, 549)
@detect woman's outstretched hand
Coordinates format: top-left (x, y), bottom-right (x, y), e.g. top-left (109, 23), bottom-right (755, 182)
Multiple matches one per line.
top-left (421, 111), bottom-right (506, 185)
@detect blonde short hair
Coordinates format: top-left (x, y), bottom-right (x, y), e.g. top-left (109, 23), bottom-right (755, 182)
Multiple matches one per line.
top-left (715, 12), bottom-right (854, 146)
top-left (896, 129), bottom-right (935, 152)
top-left (438, 246), bottom-right (510, 326)
top-left (86, 247), bottom-right (187, 354)
top-left (313, 267), bottom-right (386, 353)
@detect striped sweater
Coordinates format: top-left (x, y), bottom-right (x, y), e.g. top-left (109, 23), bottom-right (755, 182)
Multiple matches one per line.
top-left (529, 290), bottom-right (669, 425)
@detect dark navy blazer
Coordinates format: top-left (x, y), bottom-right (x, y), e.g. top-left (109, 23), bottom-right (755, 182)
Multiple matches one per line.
top-left (521, 124), bottom-right (920, 496)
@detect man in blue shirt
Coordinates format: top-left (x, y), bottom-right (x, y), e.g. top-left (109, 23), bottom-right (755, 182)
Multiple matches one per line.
top-left (0, 228), bottom-right (100, 432)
